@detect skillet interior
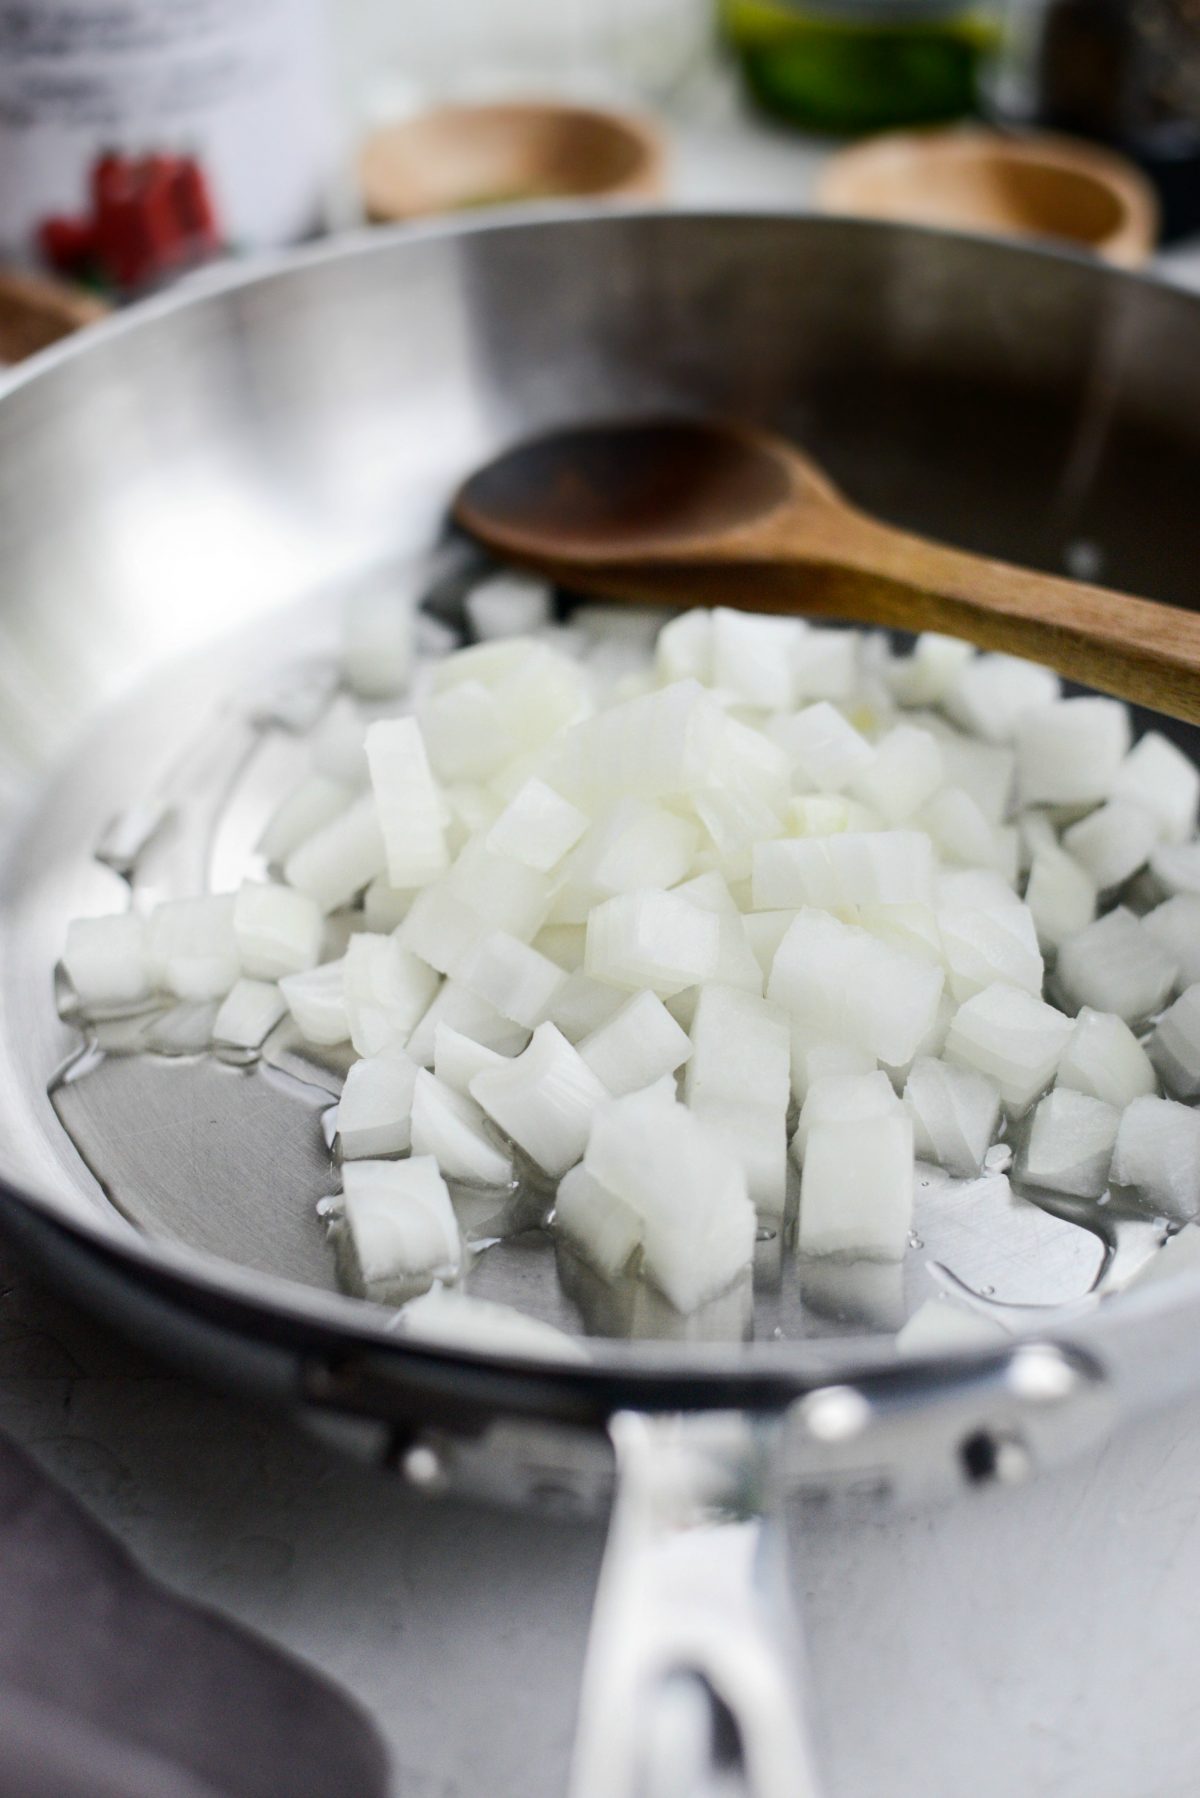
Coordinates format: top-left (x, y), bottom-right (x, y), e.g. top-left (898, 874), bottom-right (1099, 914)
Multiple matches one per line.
top-left (2, 211), bottom-right (1200, 1402)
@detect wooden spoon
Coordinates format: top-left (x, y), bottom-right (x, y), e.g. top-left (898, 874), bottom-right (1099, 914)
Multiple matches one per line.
top-left (455, 418), bottom-right (1200, 724)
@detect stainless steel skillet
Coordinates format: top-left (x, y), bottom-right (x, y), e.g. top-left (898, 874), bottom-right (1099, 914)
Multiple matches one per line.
top-left (2, 212), bottom-right (1200, 1796)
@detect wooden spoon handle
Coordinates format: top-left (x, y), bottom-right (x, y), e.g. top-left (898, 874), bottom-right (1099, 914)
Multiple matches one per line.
top-left (520, 507), bottom-right (1200, 725)
top-left (774, 508), bottom-right (1200, 724)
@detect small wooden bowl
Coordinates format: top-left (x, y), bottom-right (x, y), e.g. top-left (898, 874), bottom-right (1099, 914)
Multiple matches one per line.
top-left (0, 268), bottom-right (107, 364)
top-left (359, 101), bottom-right (665, 223)
top-left (817, 126), bottom-right (1158, 268)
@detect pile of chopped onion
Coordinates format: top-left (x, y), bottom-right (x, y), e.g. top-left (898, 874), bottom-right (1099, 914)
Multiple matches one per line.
top-left (61, 582), bottom-right (1200, 1340)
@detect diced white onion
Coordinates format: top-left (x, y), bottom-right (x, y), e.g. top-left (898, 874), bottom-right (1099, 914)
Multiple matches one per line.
top-left (486, 777), bottom-right (589, 872)
top-left (456, 929), bottom-right (566, 1028)
top-left (145, 895), bottom-right (239, 1001)
top-left (285, 793), bottom-right (386, 914)
top-left (1142, 895), bottom-right (1200, 992)
top-left (794, 1070), bottom-right (902, 1161)
top-left (341, 932), bottom-right (438, 1058)
top-left (365, 717), bottom-right (449, 889)
top-left (1015, 698), bottom-right (1130, 807)
top-left (1111, 1095), bottom-right (1200, 1221)
top-left (338, 1050), bottom-right (419, 1157)
top-left (1023, 1088), bottom-right (1118, 1198)
top-left (411, 1068), bottom-right (513, 1186)
top-left (471, 1022), bottom-right (609, 1177)
top-left (903, 1056), bottom-right (999, 1178)
top-left (213, 978), bottom-right (286, 1050)
top-left (1150, 984), bottom-right (1200, 1100)
top-left (1062, 799), bottom-right (1160, 892)
top-left (555, 1162), bottom-right (643, 1280)
top-left (63, 913), bottom-right (150, 1008)
top-left (768, 909), bottom-right (944, 1068)
top-left (342, 572), bottom-right (414, 699)
top-left (799, 1114), bottom-right (914, 1262)
top-left (1056, 908), bottom-right (1176, 1026)
top-left (465, 572), bottom-right (553, 641)
top-left (342, 1157), bottom-right (461, 1299)
top-left (432, 1022), bottom-right (505, 1096)
top-left (279, 958), bottom-right (350, 1045)
top-left (584, 1091), bottom-right (755, 1312)
top-left (585, 889), bottom-right (720, 997)
top-left (579, 989), bottom-right (691, 1097)
top-left (259, 775), bottom-right (353, 866)
top-left (1056, 1007), bottom-right (1156, 1109)
top-left (943, 982), bottom-right (1072, 1114)
top-left (1113, 732), bottom-right (1200, 844)
top-left (233, 880), bottom-right (323, 981)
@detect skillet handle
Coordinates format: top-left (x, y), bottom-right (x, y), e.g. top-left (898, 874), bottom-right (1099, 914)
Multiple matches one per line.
top-left (570, 1409), bottom-right (823, 1798)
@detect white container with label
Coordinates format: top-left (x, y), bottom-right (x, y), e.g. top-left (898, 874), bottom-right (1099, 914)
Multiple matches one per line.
top-left (0, 0), bottom-right (333, 290)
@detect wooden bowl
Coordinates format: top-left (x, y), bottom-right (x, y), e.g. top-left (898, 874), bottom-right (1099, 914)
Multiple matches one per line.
top-left (360, 101), bottom-right (665, 223)
top-left (0, 269), bottom-right (107, 364)
top-left (817, 126), bottom-right (1158, 269)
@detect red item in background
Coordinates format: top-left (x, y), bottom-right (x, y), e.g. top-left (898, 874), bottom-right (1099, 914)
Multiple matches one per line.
top-left (36, 216), bottom-right (97, 280)
top-left (37, 152), bottom-right (223, 293)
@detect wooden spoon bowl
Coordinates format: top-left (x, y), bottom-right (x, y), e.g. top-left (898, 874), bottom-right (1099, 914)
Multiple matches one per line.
top-left (456, 417), bottom-right (1200, 724)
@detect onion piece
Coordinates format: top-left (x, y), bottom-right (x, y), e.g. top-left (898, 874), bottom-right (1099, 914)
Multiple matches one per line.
top-left (399, 1284), bottom-right (586, 1361)
top-left (1056, 1006), bottom-right (1156, 1109)
top-left (485, 777), bottom-right (589, 872)
top-left (337, 1050), bottom-right (419, 1158)
top-left (456, 929), bottom-right (567, 1028)
top-left (799, 1114), bottom-right (914, 1263)
top-left (410, 1068), bottom-right (513, 1186)
top-left (432, 1022), bottom-right (505, 1096)
top-left (145, 895), bottom-right (240, 1002)
top-left (279, 957), bottom-right (350, 1045)
top-left (584, 1091), bottom-right (756, 1312)
top-left (342, 573), bottom-right (414, 699)
top-left (341, 1157), bottom-right (461, 1301)
top-left (903, 1056), bottom-right (1000, 1178)
top-left (213, 978), bottom-right (286, 1051)
top-left (1015, 698), bottom-right (1130, 807)
top-left (465, 573), bottom-right (553, 641)
top-left (1143, 895), bottom-right (1200, 992)
top-left (794, 1070), bottom-right (903, 1161)
top-left (1023, 1088), bottom-right (1118, 1199)
top-left (1111, 1095), bottom-right (1200, 1221)
top-left (1113, 732), bottom-right (1200, 844)
top-left (1056, 907), bottom-right (1176, 1026)
top-left (1149, 984), bottom-right (1200, 1100)
top-left (579, 990), bottom-right (691, 1097)
top-left (259, 774), bottom-right (353, 867)
top-left (285, 793), bottom-right (386, 914)
top-left (768, 908), bottom-right (944, 1068)
top-left (63, 913), bottom-right (150, 1008)
top-left (365, 717), bottom-right (449, 889)
top-left (1063, 799), bottom-right (1160, 892)
top-left (585, 889), bottom-right (720, 997)
top-left (233, 880), bottom-right (323, 981)
top-left (343, 933), bottom-right (439, 1058)
top-left (555, 1162), bottom-right (643, 1280)
top-left (471, 1022), bottom-right (609, 1177)
top-left (943, 982), bottom-right (1072, 1114)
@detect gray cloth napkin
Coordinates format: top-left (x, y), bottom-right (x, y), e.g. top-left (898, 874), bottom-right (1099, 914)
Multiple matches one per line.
top-left (0, 1432), bottom-right (390, 1798)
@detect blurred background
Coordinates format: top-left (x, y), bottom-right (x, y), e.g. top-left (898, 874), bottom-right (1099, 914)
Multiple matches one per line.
top-left (0, 0), bottom-right (1198, 354)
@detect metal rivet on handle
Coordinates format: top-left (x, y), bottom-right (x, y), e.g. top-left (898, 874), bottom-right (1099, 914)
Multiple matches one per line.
top-left (1008, 1344), bottom-right (1080, 1406)
top-left (800, 1384), bottom-right (872, 1443)
top-left (402, 1442), bottom-right (446, 1492)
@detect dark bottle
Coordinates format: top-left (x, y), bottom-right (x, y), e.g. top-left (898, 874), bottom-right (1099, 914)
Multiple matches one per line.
top-left (988, 0), bottom-right (1200, 238)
